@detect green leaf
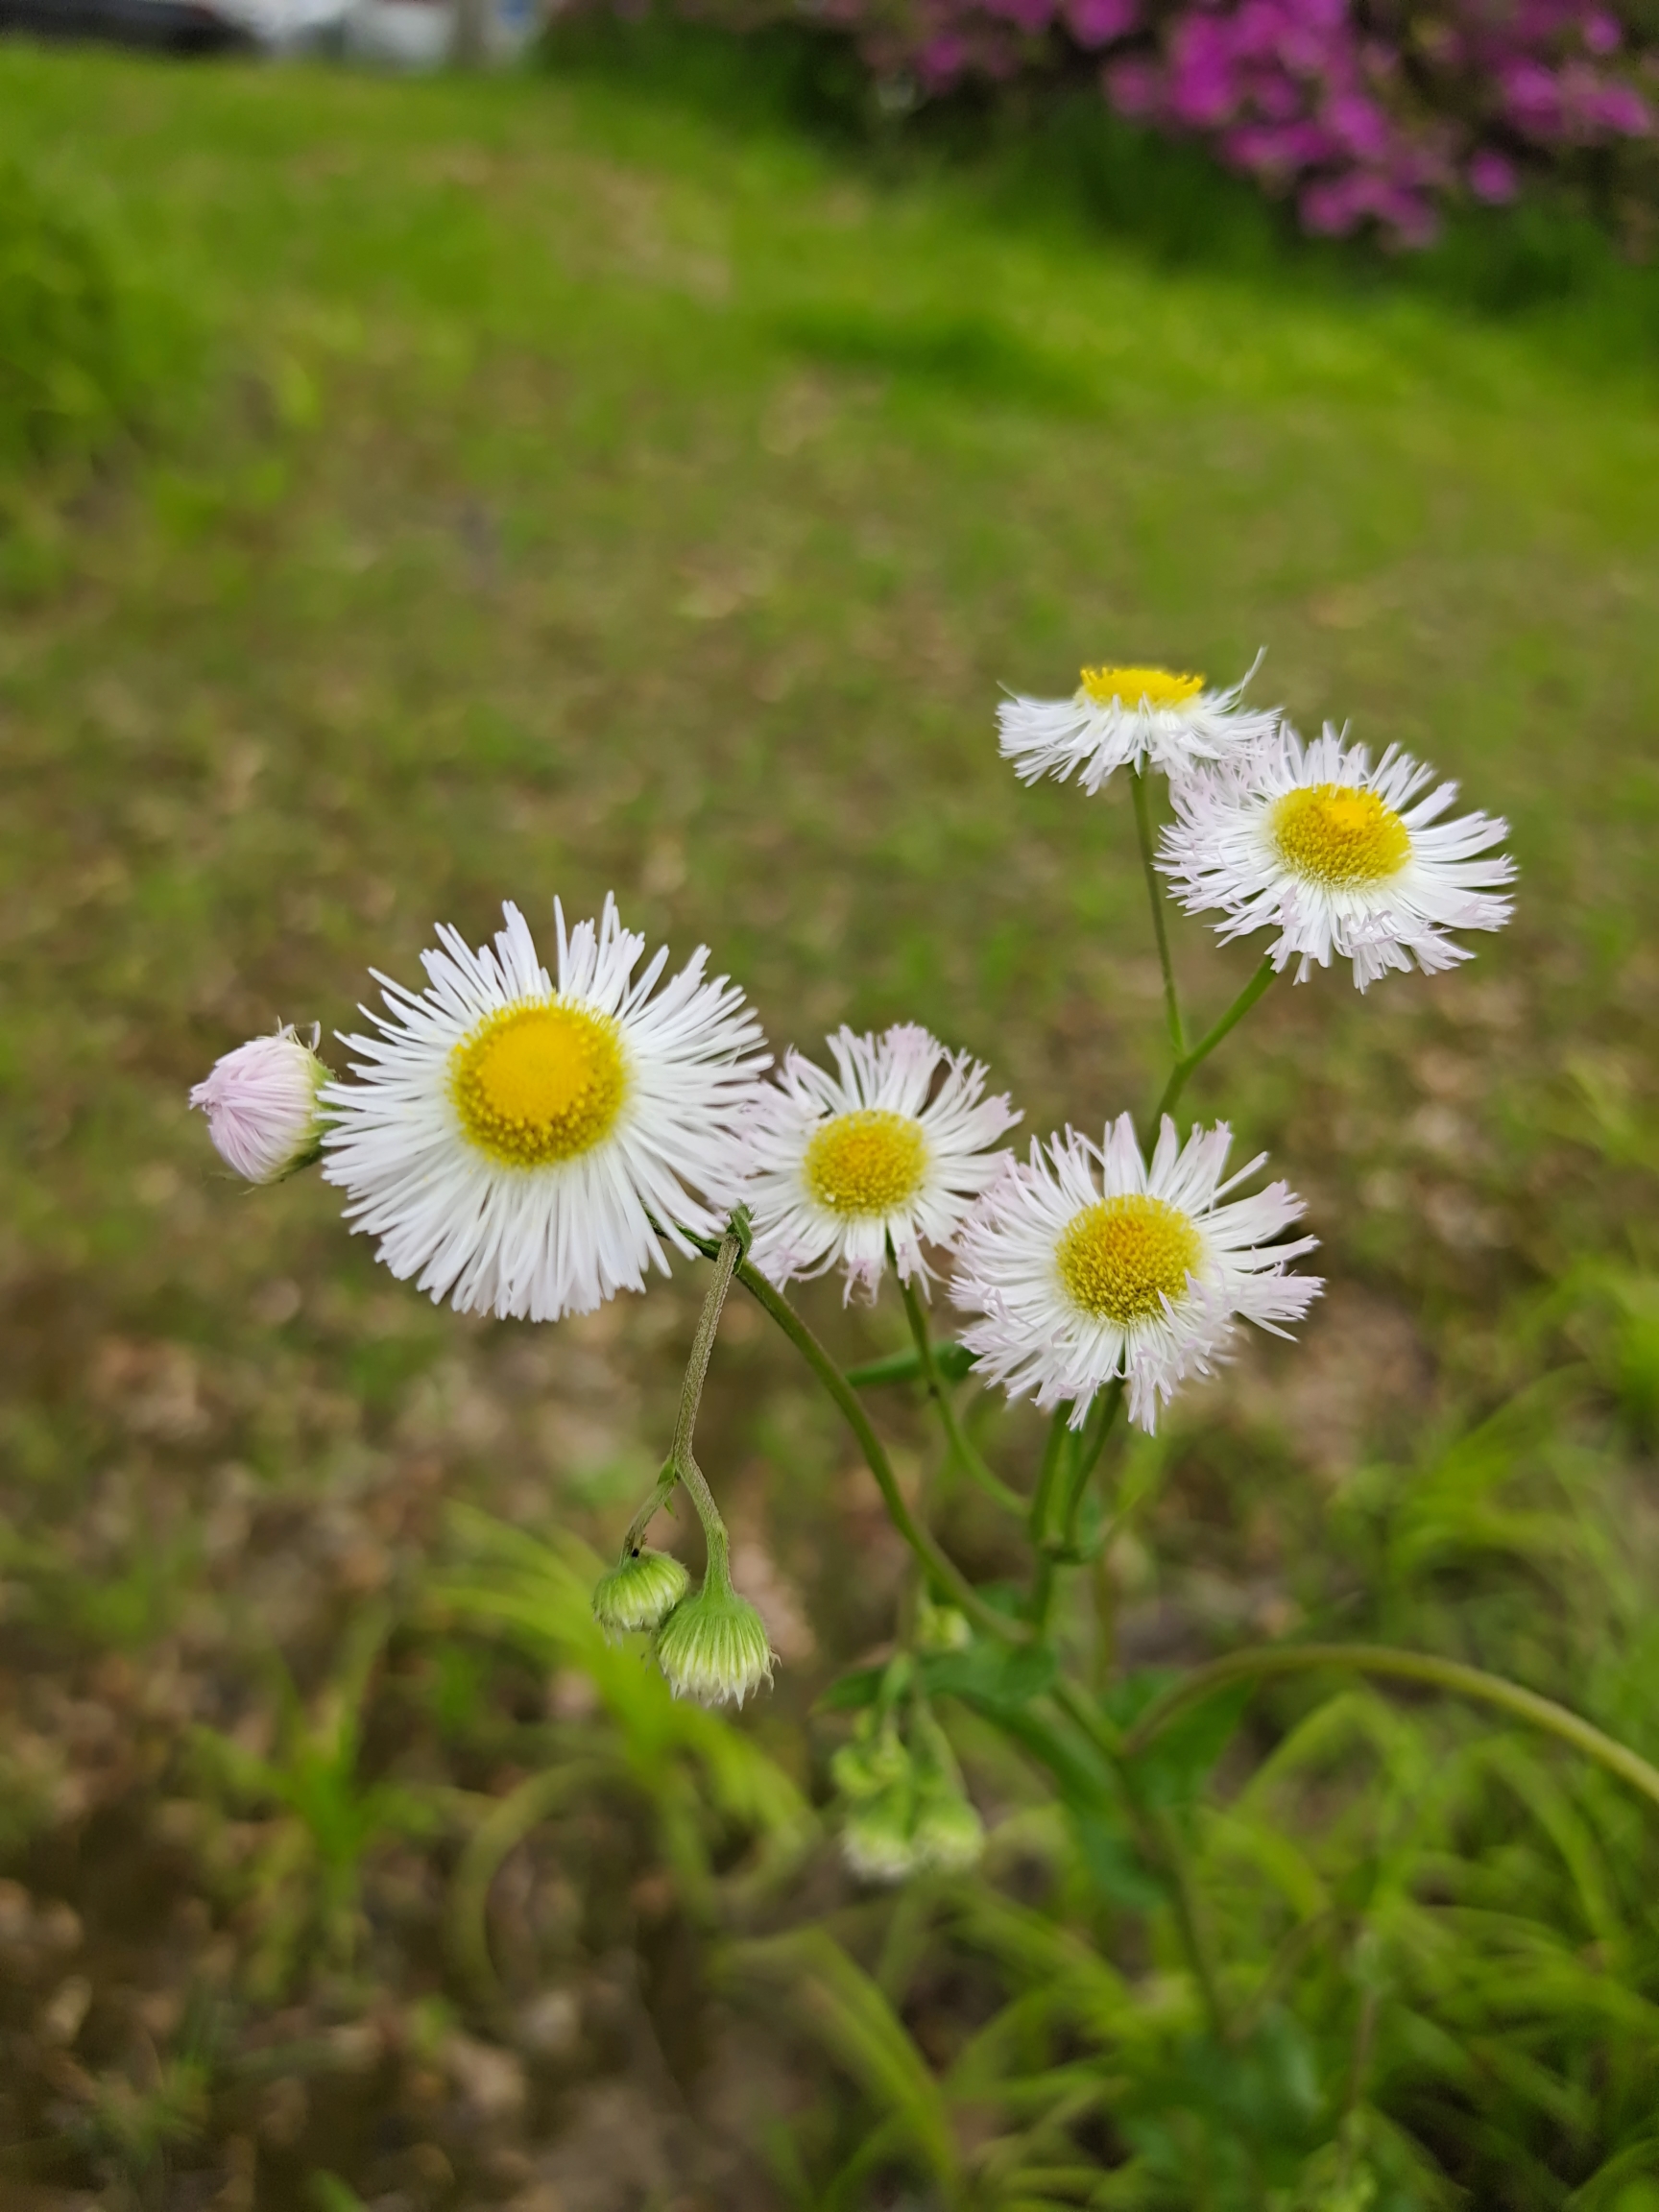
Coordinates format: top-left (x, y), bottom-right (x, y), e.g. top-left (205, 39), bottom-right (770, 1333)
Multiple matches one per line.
top-left (922, 1639), bottom-right (1056, 1713)
top-left (845, 1347), bottom-right (924, 1388)
top-left (814, 1664), bottom-right (887, 1714)
top-left (1071, 1806), bottom-right (1166, 1910)
top-left (1118, 1677), bottom-right (1253, 1809)
top-left (845, 1341), bottom-right (977, 1389)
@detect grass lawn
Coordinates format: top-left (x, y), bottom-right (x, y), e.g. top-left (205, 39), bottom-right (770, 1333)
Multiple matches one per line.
top-left (3, 33), bottom-right (1659, 2206)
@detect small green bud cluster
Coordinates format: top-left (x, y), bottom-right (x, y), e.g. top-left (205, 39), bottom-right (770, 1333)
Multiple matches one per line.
top-left (591, 1548), bottom-right (689, 1639)
top-left (590, 1540), bottom-right (775, 1708)
top-left (832, 1703), bottom-right (983, 1885)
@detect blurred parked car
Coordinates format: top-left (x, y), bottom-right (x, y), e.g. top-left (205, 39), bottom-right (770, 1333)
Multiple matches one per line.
top-left (0, 0), bottom-right (541, 58)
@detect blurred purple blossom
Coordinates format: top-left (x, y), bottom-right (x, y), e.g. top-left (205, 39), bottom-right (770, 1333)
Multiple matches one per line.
top-left (1467, 145), bottom-right (1520, 200)
top-left (633, 0), bottom-right (1656, 243)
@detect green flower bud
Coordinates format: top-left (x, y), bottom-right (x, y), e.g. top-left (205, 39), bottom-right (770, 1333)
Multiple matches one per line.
top-left (654, 1578), bottom-right (775, 1708)
top-left (913, 1787), bottom-right (985, 1874)
top-left (842, 1781), bottom-right (922, 1885)
top-left (591, 1548), bottom-right (690, 1638)
top-left (915, 1597), bottom-right (972, 1653)
top-left (872, 1705), bottom-right (983, 1876)
top-left (830, 1711), bottom-right (909, 1801)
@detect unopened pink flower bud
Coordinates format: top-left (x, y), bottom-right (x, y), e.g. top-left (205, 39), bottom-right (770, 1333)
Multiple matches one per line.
top-left (189, 1024), bottom-right (328, 1185)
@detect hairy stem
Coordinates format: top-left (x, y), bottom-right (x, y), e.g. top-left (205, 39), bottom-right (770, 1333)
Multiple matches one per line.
top-left (1152, 956), bottom-right (1277, 1129)
top-left (673, 1227), bottom-right (742, 1475)
top-left (620, 1460), bottom-right (679, 1559)
top-left (1049, 1675), bottom-right (1122, 1760)
top-left (1120, 1642), bottom-right (1659, 1815)
top-left (1027, 1410), bottom-right (1072, 1627)
top-left (899, 1272), bottom-right (1024, 1517)
top-left (1054, 1381), bottom-right (1124, 1558)
top-left (1132, 768), bottom-right (1184, 1059)
top-left (668, 1227), bottom-right (746, 1586)
top-left (733, 1255), bottom-right (1031, 1647)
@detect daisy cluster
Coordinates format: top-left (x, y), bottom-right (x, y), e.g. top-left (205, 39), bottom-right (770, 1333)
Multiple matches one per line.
top-left (998, 654), bottom-right (1515, 991)
top-left (188, 646), bottom-right (1515, 1734)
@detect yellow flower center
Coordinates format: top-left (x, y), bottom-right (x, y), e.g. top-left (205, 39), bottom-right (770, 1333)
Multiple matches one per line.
top-left (1270, 783), bottom-right (1410, 888)
top-left (451, 999), bottom-right (627, 1167)
top-left (804, 1109), bottom-right (927, 1218)
top-left (1079, 664), bottom-right (1205, 710)
top-left (1056, 1195), bottom-right (1201, 1325)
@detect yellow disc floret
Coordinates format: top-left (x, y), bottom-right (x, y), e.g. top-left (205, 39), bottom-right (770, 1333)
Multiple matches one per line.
top-left (1080, 664), bottom-right (1205, 710)
top-left (805, 1109), bottom-right (927, 1218)
top-left (1271, 783), bottom-right (1410, 888)
top-left (452, 999), bottom-right (627, 1167)
top-left (1056, 1195), bottom-right (1201, 1325)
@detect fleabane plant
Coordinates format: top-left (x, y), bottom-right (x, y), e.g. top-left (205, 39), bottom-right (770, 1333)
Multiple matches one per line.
top-left (203, 643), bottom-right (1659, 1993)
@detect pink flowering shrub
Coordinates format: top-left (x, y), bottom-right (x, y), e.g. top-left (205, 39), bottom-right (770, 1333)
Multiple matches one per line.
top-left (640, 0), bottom-right (1656, 243)
top-left (1101, 0), bottom-right (1654, 244)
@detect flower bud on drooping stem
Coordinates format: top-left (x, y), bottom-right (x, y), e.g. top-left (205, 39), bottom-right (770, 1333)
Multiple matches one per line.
top-left (642, 1220), bottom-right (777, 1708)
top-left (653, 1552), bottom-right (775, 1708)
top-left (591, 1548), bottom-right (690, 1639)
top-left (843, 1784), bottom-right (924, 1884)
top-left (832, 1694), bottom-right (985, 1885)
top-left (190, 1023), bottom-right (329, 1185)
top-left (915, 1595), bottom-right (972, 1653)
top-left (908, 1705), bottom-right (984, 1872)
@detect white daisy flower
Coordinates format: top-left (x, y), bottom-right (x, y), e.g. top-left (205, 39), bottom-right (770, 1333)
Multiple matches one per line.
top-left (321, 898), bottom-right (768, 1323)
top-left (1159, 723), bottom-right (1515, 991)
top-left (741, 1023), bottom-right (1020, 1301)
top-left (998, 653), bottom-right (1278, 792)
top-left (951, 1116), bottom-right (1321, 1434)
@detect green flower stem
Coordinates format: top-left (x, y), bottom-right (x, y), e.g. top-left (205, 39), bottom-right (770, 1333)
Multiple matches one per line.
top-left (1132, 767), bottom-right (1184, 1059)
top-left (1027, 1407), bottom-right (1070, 1552)
top-left (669, 1225), bottom-right (745, 1589)
top-left (1049, 1674), bottom-right (1122, 1761)
top-left (1054, 1380), bottom-right (1124, 1559)
top-left (1120, 1642), bottom-right (1659, 1815)
top-left (1027, 1389), bottom-right (1123, 1631)
top-left (898, 1271), bottom-right (1025, 1518)
top-left (619, 1460), bottom-right (678, 1560)
top-left (674, 1226), bottom-right (742, 1473)
top-left (1143, 1804), bottom-right (1230, 2042)
top-left (1152, 956), bottom-right (1278, 1129)
top-left (1091, 1551), bottom-right (1117, 1691)
top-left (1026, 1410), bottom-right (1072, 1627)
top-left (730, 1252), bottom-right (1032, 1648)
top-left (1049, 1670), bottom-right (1228, 2043)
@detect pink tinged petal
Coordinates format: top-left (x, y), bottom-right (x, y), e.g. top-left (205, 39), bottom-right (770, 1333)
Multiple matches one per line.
top-left (190, 1027), bottom-right (327, 1186)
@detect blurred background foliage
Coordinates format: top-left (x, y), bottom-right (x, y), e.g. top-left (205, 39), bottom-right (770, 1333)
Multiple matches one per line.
top-left (0, 25), bottom-right (1656, 2212)
top-left (546, 0), bottom-right (1659, 251)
